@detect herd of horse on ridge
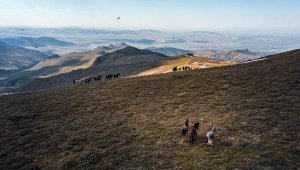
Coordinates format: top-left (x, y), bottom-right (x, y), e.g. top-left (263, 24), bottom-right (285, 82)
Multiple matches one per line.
top-left (73, 73), bottom-right (120, 85)
top-left (173, 66), bottom-right (193, 72)
top-left (73, 65), bottom-right (196, 85)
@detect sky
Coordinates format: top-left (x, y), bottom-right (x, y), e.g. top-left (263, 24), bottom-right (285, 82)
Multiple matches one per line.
top-left (0, 0), bottom-right (300, 31)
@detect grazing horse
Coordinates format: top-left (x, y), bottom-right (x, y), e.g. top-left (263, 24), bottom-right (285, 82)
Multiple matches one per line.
top-left (189, 122), bottom-right (200, 144)
top-left (75, 76), bottom-right (103, 85)
top-left (84, 77), bottom-right (92, 84)
top-left (207, 126), bottom-right (217, 146)
top-left (113, 73), bottom-right (120, 79)
top-left (74, 77), bottom-right (90, 85)
top-left (106, 74), bottom-right (113, 80)
top-left (173, 66), bottom-right (178, 72)
top-left (181, 126), bottom-right (188, 138)
top-left (180, 119), bottom-right (189, 142)
top-left (94, 75), bottom-right (102, 81)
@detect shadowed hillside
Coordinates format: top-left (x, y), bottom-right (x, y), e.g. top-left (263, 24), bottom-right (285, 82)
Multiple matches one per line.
top-left (0, 41), bottom-right (48, 71)
top-left (0, 43), bottom-right (127, 93)
top-left (0, 49), bottom-right (299, 169)
top-left (0, 37), bottom-right (74, 48)
top-left (92, 46), bottom-right (168, 66)
top-left (27, 43), bottom-right (128, 77)
top-left (13, 46), bottom-right (168, 92)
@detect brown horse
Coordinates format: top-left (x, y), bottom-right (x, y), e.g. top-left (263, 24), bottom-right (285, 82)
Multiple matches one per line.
top-left (189, 122), bottom-right (200, 144)
top-left (180, 122), bottom-right (200, 144)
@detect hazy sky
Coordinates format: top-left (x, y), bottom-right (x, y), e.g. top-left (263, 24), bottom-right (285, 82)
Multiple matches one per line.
top-left (0, 0), bottom-right (299, 31)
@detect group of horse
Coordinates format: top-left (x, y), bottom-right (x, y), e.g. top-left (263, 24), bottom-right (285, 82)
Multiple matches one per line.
top-left (180, 119), bottom-right (217, 145)
top-left (173, 66), bottom-right (195, 72)
top-left (105, 73), bottom-right (120, 80)
top-left (73, 73), bottom-right (120, 85)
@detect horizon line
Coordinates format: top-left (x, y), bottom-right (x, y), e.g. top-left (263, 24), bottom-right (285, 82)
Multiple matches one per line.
top-left (1, 25), bottom-right (300, 33)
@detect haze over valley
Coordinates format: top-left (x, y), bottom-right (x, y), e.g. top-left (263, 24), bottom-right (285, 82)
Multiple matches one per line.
top-left (0, 0), bottom-right (299, 169)
top-left (1, 27), bottom-right (299, 93)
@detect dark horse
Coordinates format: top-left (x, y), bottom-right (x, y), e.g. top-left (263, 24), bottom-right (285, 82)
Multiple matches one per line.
top-left (189, 122), bottom-right (200, 144)
top-left (180, 119), bottom-right (189, 140)
top-left (94, 75), bottom-right (102, 81)
top-left (106, 74), bottom-right (113, 80)
top-left (113, 73), bottom-right (120, 79)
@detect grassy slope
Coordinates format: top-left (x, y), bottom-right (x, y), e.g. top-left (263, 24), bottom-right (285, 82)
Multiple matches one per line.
top-left (26, 52), bottom-right (100, 77)
top-left (0, 45), bottom-right (127, 92)
top-left (0, 50), bottom-right (299, 169)
top-left (134, 56), bottom-right (235, 77)
top-left (0, 52), bottom-right (97, 91)
top-left (17, 55), bottom-right (234, 93)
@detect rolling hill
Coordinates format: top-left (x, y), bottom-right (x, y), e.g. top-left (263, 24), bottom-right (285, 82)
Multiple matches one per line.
top-left (92, 46), bottom-right (168, 66)
top-left (0, 41), bottom-right (48, 71)
top-left (0, 48), bottom-right (298, 169)
top-left (0, 37), bottom-right (74, 48)
top-left (13, 46), bottom-right (169, 92)
top-left (27, 42), bottom-right (128, 77)
top-left (0, 43), bottom-right (128, 92)
top-left (194, 49), bottom-right (262, 62)
top-left (14, 46), bottom-right (234, 92)
top-left (132, 55), bottom-right (236, 77)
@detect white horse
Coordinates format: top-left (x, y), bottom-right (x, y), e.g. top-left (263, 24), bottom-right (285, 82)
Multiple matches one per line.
top-left (207, 126), bottom-right (217, 145)
top-left (74, 77), bottom-right (92, 85)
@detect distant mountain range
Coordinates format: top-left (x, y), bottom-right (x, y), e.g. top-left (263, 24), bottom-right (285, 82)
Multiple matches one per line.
top-left (144, 47), bottom-right (262, 62)
top-left (1, 27), bottom-right (300, 55)
top-left (0, 41), bottom-right (48, 71)
top-left (104, 39), bottom-right (158, 45)
top-left (146, 47), bottom-right (262, 62)
top-left (194, 49), bottom-right (262, 62)
top-left (0, 37), bottom-right (74, 48)
top-left (147, 47), bottom-right (191, 56)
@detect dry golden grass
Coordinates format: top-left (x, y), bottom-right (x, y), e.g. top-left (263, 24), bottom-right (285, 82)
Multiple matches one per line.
top-left (29, 51), bottom-right (102, 78)
top-left (0, 49), bottom-right (299, 169)
top-left (132, 55), bottom-right (235, 77)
